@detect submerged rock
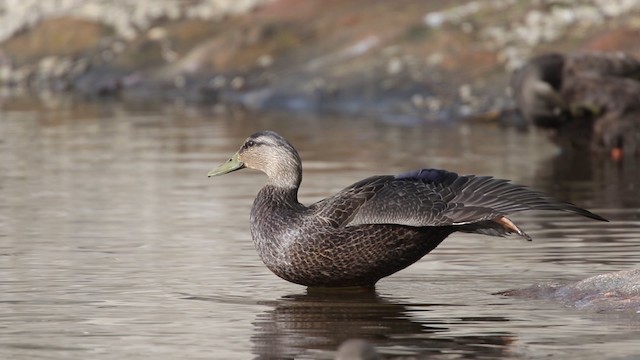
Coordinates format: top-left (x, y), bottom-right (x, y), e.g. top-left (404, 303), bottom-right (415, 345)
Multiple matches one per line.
top-left (499, 269), bottom-right (640, 313)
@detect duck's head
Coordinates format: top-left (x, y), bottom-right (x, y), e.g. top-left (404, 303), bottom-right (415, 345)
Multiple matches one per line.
top-left (208, 131), bottom-right (302, 188)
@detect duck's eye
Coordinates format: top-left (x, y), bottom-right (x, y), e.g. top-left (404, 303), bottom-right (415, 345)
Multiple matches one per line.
top-left (246, 140), bottom-right (255, 148)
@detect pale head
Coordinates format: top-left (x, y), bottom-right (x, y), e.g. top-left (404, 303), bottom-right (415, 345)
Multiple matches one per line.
top-left (208, 131), bottom-right (302, 188)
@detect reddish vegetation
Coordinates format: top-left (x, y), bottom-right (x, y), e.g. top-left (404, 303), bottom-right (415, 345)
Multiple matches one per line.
top-left (584, 28), bottom-right (640, 53)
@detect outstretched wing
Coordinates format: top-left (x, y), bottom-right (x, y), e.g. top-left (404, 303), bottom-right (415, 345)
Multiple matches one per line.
top-left (314, 169), bottom-right (606, 228)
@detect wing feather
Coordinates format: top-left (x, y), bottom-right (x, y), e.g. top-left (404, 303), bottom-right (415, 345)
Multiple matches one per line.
top-left (327, 169), bottom-right (607, 227)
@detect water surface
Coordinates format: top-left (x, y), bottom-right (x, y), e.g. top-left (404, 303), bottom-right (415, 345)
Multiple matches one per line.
top-left (1, 100), bottom-right (639, 359)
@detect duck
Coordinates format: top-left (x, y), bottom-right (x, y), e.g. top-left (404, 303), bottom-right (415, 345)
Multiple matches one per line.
top-left (510, 51), bottom-right (640, 159)
top-left (208, 131), bottom-right (607, 288)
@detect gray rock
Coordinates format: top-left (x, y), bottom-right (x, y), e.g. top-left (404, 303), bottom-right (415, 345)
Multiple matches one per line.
top-left (499, 269), bottom-right (640, 313)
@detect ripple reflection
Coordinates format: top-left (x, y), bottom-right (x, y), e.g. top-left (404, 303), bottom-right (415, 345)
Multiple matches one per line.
top-left (250, 289), bottom-right (516, 359)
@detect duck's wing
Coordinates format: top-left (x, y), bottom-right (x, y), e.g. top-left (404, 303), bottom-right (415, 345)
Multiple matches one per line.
top-left (314, 169), bottom-right (606, 229)
top-left (310, 175), bottom-right (394, 227)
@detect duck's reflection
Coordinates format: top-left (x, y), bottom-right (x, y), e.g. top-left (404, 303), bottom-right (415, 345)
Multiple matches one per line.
top-left (251, 288), bottom-right (515, 359)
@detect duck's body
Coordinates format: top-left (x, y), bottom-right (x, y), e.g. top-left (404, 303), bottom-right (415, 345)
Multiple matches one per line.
top-left (209, 131), bottom-right (607, 287)
top-left (251, 183), bottom-right (454, 287)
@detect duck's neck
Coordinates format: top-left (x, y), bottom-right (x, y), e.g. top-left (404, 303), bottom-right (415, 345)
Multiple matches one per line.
top-left (255, 154), bottom-right (304, 212)
top-left (254, 184), bottom-right (302, 211)
top-left (264, 160), bottom-right (302, 190)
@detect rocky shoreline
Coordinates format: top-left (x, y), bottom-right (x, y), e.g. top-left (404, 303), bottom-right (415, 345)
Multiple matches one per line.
top-left (1, 0), bottom-right (640, 121)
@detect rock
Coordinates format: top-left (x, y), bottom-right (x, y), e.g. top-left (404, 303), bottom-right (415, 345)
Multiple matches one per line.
top-left (257, 54), bottom-right (274, 68)
top-left (510, 51), bottom-right (640, 156)
top-left (499, 269), bottom-right (640, 313)
top-left (386, 57), bottom-right (403, 75)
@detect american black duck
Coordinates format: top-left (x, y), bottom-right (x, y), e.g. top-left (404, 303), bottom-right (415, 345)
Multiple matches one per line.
top-left (511, 51), bottom-right (640, 158)
top-left (208, 131), bottom-right (607, 287)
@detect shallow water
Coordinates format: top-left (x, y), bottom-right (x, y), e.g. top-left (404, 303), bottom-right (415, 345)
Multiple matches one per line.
top-left (1, 100), bottom-right (639, 359)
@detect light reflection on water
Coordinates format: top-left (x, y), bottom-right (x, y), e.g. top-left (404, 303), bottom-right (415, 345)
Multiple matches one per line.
top-left (0, 101), bottom-right (639, 360)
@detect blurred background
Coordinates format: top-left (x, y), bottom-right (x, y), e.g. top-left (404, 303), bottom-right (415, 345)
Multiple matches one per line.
top-left (1, 0), bottom-right (639, 119)
top-left (1, 1), bottom-right (640, 360)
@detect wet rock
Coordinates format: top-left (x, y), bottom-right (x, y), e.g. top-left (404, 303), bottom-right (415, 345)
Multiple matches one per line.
top-left (499, 269), bottom-right (640, 313)
top-left (510, 51), bottom-right (640, 156)
top-left (73, 68), bottom-right (141, 97)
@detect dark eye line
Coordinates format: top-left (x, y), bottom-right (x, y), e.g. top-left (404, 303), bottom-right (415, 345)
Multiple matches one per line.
top-left (244, 140), bottom-right (262, 149)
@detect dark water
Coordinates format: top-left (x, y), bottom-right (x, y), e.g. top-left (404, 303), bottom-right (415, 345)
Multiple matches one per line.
top-left (1, 100), bottom-right (639, 359)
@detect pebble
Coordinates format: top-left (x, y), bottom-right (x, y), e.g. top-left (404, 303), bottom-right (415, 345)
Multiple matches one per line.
top-left (386, 57), bottom-right (403, 75)
top-left (230, 76), bottom-right (245, 90)
top-left (459, 84), bottom-right (473, 103)
top-left (257, 54), bottom-right (274, 68)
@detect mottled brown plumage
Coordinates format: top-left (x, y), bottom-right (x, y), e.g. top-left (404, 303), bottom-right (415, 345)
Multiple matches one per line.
top-left (208, 131), bottom-right (607, 287)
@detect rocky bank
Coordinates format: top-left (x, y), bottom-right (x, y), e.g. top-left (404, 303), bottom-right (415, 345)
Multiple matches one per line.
top-left (1, 0), bottom-right (640, 121)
